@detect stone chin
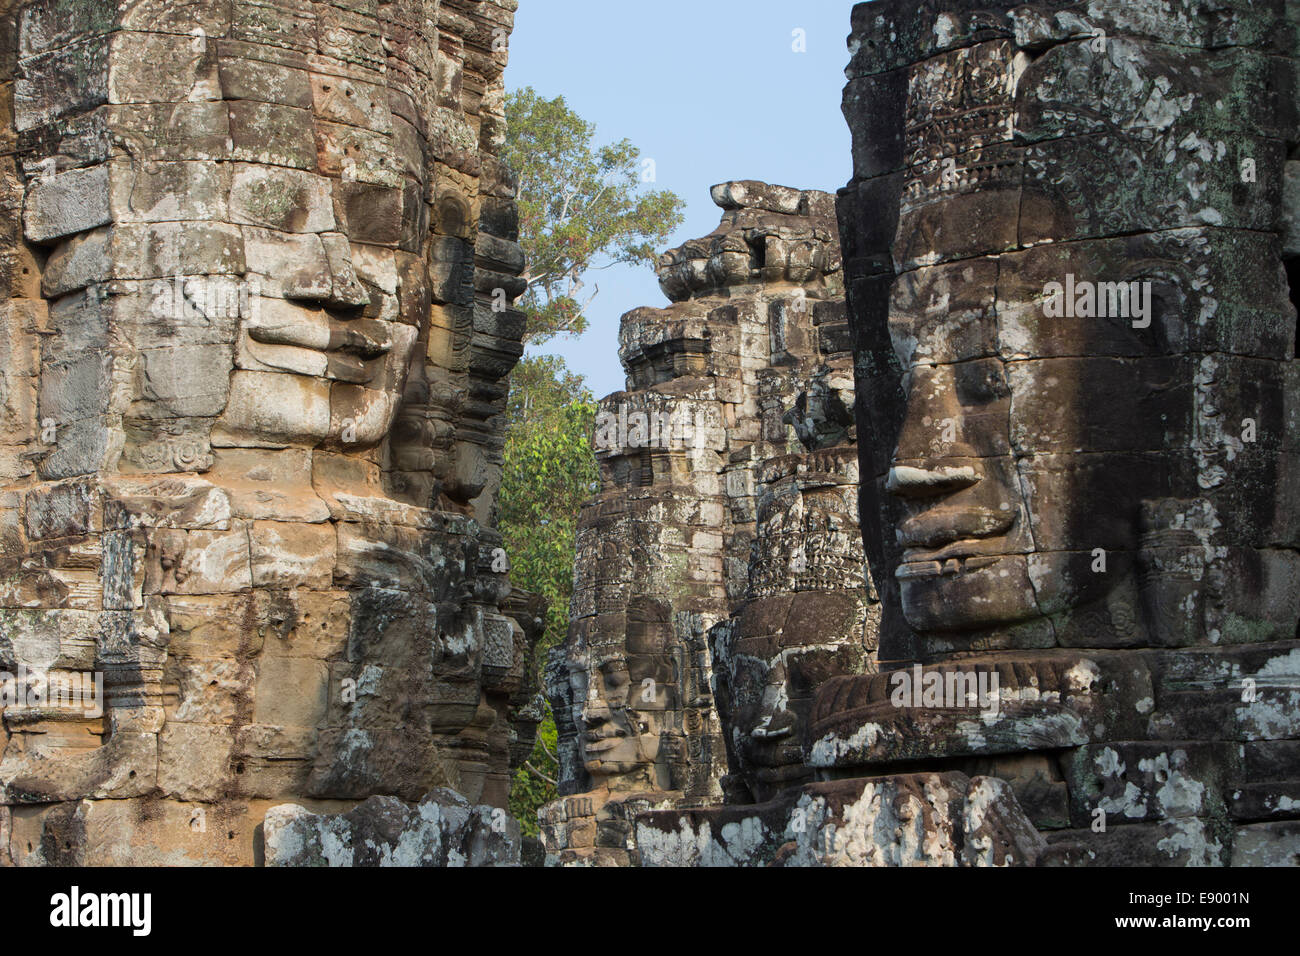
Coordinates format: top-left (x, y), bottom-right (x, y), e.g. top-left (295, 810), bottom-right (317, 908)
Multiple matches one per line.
top-left (584, 756), bottom-right (649, 780)
top-left (748, 763), bottom-right (810, 801)
top-left (736, 739), bottom-right (805, 776)
top-left (897, 553), bottom-right (1044, 633)
top-left (728, 732), bottom-right (811, 803)
top-left (584, 759), bottom-right (644, 779)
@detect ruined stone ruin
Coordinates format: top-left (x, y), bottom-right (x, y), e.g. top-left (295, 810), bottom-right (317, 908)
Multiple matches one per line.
top-left (554, 0), bottom-right (1300, 868)
top-left (818, 0), bottom-right (1300, 868)
top-left (0, 0), bottom-right (538, 865)
top-left (635, 0), bottom-right (1300, 867)
top-left (3, 0), bottom-right (1299, 869)
top-left (539, 182), bottom-right (878, 865)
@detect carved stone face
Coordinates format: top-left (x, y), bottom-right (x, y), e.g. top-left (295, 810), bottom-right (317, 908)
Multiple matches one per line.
top-left (885, 245), bottom-right (1211, 641)
top-left (888, 277), bottom-right (1060, 634)
top-left (887, 292), bottom-right (1029, 633)
top-left (2, 0), bottom-right (528, 862)
top-left (803, 0), bottom-right (1300, 870)
top-left (209, 22), bottom-right (428, 452)
top-left (867, 13), bottom-right (1299, 651)
top-left (581, 659), bottom-right (660, 778)
top-left (215, 257), bottom-right (421, 449)
top-left (716, 611), bottom-right (867, 801)
top-left (880, 68), bottom-right (1212, 643)
top-left (578, 600), bottom-right (678, 788)
top-left (17, 0), bottom-right (450, 476)
top-left (712, 629), bottom-right (842, 801)
top-left (713, 453), bottom-right (875, 802)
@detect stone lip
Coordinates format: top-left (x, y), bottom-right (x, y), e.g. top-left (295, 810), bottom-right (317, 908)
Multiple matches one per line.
top-left (263, 790), bottom-right (522, 868)
top-left (635, 772), bottom-right (1046, 867)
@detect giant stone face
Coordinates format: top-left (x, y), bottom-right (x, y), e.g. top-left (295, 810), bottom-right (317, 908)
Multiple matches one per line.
top-left (809, 0), bottom-right (1300, 868)
top-left (0, 0), bottom-right (532, 866)
top-left (886, 259), bottom-right (1166, 639)
top-left (575, 599), bottom-right (680, 790)
top-left (210, 41), bottom-right (427, 452)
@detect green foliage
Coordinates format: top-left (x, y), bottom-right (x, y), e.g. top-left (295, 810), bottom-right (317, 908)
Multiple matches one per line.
top-left (509, 712), bottom-right (558, 841)
top-left (500, 356), bottom-right (598, 836)
top-left (503, 87), bottom-right (686, 346)
top-left (500, 90), bottom-right (677, 837)
top-left (499, 355), bottom-right (599, 648)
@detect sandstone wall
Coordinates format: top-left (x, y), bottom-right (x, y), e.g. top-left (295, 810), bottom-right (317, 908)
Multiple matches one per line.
top-left (542, 182), bottom-right (878, 865)
top-left (635, 0), bottom-right (1300, 869)
top-left (821, 0), bottom-right (1300, 866)
top-left (0, 0), bottom-right (539, 866)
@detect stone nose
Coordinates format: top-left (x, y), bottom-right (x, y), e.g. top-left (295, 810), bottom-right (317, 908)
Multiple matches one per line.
top-left (283, 232), bottom-right (371, 310)
top-left (750, 719), bottom-right (793, 741)
top-left (886, 464), bottom-right (981, 499)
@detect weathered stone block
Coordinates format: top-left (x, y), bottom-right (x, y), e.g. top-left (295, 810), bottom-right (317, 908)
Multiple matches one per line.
top-left (264, 791), bottom-right (521, 867)
top-left (230, 163), bottom-right (334, 233)
top-left (636, 774), bottom-right (1045, 867)
top-left (249, 520), bottom-right (336, 589)
top-left (23, 164), bottom-right (111, 244)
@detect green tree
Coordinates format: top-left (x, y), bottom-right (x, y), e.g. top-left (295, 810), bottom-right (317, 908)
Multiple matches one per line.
top-left (499, 355), bottom-right (599, 648)
top-left (501, 356), bottom-right (598, 837)
top-left (508, 713), bottom-right (559, 842)
top-left (500, 91), bottom-right (683, 838)
top-left (504, 87), bottom-right (686, 345)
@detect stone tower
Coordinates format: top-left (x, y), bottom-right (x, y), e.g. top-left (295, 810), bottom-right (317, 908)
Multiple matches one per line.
top-left (637, 0), bottom-right (1300, 868)
top-left (0, 0), bottom-right (538, 866)
top-left (542, 182), bottom-right (878, 865)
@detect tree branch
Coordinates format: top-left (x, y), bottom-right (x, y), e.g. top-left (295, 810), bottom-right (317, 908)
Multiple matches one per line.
top-left (525, 760), bottom-right (557, 787)
top-left (558, 184), bottom-right (580, 225)
top-left (526, 272), bottom-right (564, 291)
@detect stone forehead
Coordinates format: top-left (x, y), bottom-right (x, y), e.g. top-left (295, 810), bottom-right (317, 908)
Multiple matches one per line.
top-left (889, 235), bottom-right (1293, 366)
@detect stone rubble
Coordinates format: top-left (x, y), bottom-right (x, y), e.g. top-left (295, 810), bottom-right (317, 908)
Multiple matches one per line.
top-left (264, 788), bottom-right (520, 867)
top-left (636, 773), bottom-right (1045, 868)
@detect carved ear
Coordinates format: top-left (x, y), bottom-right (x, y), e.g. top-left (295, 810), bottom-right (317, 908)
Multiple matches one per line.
top-left (434, 194), bottom-right (471, 240)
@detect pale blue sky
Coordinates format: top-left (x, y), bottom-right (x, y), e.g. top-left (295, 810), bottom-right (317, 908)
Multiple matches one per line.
top-left (507, 0), bottom-right (856, 398)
